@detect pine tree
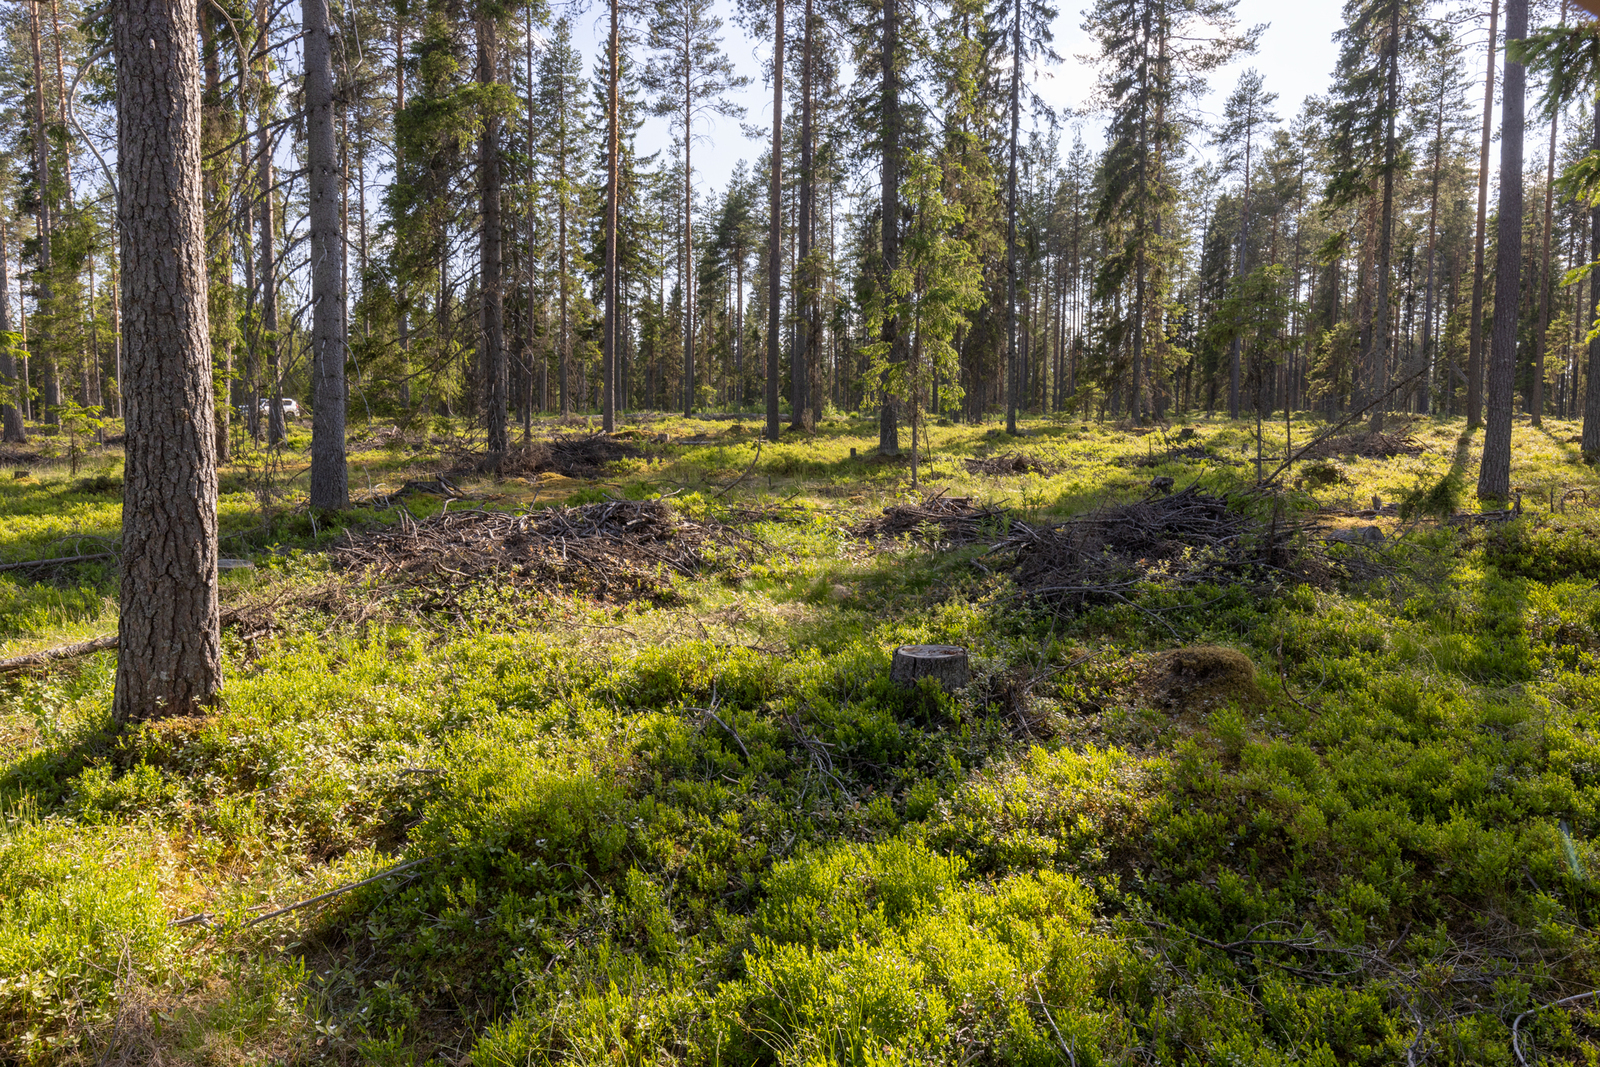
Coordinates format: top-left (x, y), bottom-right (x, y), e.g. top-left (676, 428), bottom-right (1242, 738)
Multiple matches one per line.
top-left (643, 0), bottom-right (747, 417)
top-left (1479, 0), bottom-right (1528, 501)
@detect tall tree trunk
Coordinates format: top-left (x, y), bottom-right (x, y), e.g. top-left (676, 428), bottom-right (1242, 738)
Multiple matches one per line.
top-left (603, 0), bottom-right (619, 431)
top-left (112, 0), bottom-right (221, 723)
top-left (1367, 0), bottom-right (1402, 433)
top-left (0, 224), bottom-right (23, 443)
top-left (682, 62), bottom-right (695, 417)
top-left (877, 0), bottom-right (901, 453)
top-left (396, 18), bottom-right (411, 410)
top-left (1533, 6), bottom-right (1563, 428)
top-left (477, 13), bottom-right (506, 453)
top-left (791, 0), bottom-right (815, 430)
top-left (765, 0), bottom-right (783, 442)
top-left (257, 0), bottom-right (283, 444)
top-left (29, 2), bottom-right (56, 425)
top-left (1584, 95), bottom-right (1600, 458)
top-left (1467, 0), bottom-right (1499, 428)
top-left (201, 9), bottom-right (232, 462)
top-left (1005, 0), bottom-right (1022, 434)
top-left (1479, 0), bottom-right (1526, 500)
top-left (306, 0), bottom-right (348, 506)
top-left (1420, 81), bottom-right (1443, 415)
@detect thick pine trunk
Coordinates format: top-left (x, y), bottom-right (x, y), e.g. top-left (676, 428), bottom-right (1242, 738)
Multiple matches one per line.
top-left (1467, 0), bottom-right (1499, 428)
top-left (477, 14), bottom-right (506, 453)
top-left (112, 0), bottom-right (222, 723)
top-left (1479, 0), bottom-right (1526, 500)
top-left (306, 0), bottom-right (348, 506)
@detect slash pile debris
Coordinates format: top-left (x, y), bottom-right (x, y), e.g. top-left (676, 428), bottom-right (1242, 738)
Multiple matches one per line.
top-left (1300, 431), bottom-right (1424, 460)
top-left (999, 485), bottom-right (1308, 609)
top-left (453, 434), bottom-right (646, 478)
top-left (854, 494), bottom-right (1008, 546)
top-left (333, 499), bottom-right (750, 604)
top-left (963, 452), bottom-right (1054, 476)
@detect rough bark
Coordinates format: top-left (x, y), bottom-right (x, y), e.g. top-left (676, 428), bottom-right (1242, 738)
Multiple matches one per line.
top-left (306, 0), bottom-right (348, 506)
top-left (477, 14), bottom-right (507, 453)
top-left (1467, 0), bottom-right (1499, 428)
top-left (1479, 0), bottom-right (1525, 501)
top-left (112, 0), bottom-right (222, 723)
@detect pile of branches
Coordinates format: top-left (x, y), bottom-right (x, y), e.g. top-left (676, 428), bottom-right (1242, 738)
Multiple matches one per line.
top-left (332, 499), bottom-right (748, 604)
top-left (1300, 431), bottom-right (1423, 460)
top-left (854, 494), bottom-right (1006, 546)
top-left (452, 434), bottom-right (645, 478)
top-left (1001, 485), bottom-right (1304, 609)
top-left (963, 452), bottom-right (1053, 476)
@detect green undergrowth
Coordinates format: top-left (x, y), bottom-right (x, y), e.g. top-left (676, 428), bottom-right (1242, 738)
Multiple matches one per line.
top-left (3, 414), bottom-right (1600, 1064)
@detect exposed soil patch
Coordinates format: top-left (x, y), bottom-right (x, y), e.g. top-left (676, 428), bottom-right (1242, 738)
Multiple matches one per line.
top-left (1300, 431), bottom-right (1424, 460)
top-left (0, 447), bottom-right (42, 464)
top-left (332, 499), bottom-right (750, 604)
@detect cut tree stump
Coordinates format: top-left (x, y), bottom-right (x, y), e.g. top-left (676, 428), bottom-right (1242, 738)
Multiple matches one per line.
top-left (890, 645), bottom-right (970, 692)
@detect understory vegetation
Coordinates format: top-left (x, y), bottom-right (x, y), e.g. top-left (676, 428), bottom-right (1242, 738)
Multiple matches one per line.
top-left (3, 412), bottom-right (1600, 1064)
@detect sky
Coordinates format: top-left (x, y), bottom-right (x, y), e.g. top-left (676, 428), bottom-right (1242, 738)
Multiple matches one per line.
top-left (571, 0), bottom-right (1366, 197)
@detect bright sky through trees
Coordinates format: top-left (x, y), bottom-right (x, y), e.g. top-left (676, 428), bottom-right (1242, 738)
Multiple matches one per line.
top-left (576, 0), bottom-right (1350, 191)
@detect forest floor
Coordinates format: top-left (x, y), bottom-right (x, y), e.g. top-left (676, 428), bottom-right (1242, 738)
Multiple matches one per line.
top-left (3, 409), bottom-right (1600, 1065)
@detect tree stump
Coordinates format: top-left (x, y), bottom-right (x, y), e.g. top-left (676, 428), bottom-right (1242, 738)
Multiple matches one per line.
top-left (890, 645), bottom-right (970, 692)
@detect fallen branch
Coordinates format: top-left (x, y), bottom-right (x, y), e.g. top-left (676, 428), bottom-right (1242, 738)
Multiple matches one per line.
top-left (0, 633), bottom-right (119, 674)
top-left (1512, 988), bottom-right (1600, 1067)
top-left (711, 439), bottom-right (763, 499)
top-left (168, 857), bottom-right (427, 930)
top-left (0, 551), bottom-right (115, 573)
top-left (0, 606), bottom-right (252, 675)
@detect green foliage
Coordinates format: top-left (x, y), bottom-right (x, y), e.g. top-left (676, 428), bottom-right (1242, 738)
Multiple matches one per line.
top-left (3, 415), bottom-right (1600, 1062)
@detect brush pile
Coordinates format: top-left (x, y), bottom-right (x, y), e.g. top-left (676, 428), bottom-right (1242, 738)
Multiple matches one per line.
top-left (455, 434), bottom-right (645, 478)
top-left (963, 452), bottom-right (1053, 476)
top-left (1300, 431), bottom-right (1423, 460)
top-left (1000, 485), bottom-right (1301, 608)
top-left (854, 494), bottom-right (1006, 546)
top-left (332, 499), bottom-right (747, 603)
